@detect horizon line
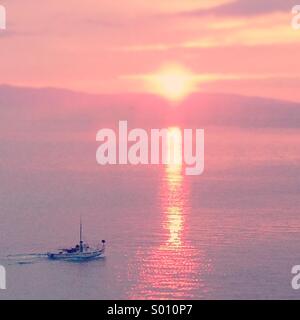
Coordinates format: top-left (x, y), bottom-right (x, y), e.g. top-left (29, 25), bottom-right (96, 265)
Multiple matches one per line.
top-left (0, 82), bottom-right (300, 105)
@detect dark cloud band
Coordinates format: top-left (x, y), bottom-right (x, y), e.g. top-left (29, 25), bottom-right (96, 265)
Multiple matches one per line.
top-left (180, 0), bottom-right (297, 17)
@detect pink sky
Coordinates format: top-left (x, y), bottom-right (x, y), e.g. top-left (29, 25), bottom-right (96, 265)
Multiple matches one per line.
top-left (0, 0), bottom-right (300, 101)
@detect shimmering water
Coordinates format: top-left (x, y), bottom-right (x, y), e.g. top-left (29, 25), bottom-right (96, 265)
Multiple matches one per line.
top-left (1, 126), bottom-right (300, 299)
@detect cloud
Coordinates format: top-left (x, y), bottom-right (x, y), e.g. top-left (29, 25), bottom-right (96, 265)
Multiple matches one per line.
top-left (181, 0), bottom-right (297, 17)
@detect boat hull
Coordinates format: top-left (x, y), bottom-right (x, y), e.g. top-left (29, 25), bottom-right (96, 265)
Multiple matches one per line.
top-left (47, 250), bottom-right (104, 261)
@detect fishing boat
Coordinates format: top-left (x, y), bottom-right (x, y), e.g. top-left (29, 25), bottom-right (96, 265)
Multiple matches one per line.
top-left (47, 220), bottom-right (106, 261)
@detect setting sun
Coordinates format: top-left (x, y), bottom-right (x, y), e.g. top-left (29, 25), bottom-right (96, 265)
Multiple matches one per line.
top-left (145, 63), bottom-right (197, 102)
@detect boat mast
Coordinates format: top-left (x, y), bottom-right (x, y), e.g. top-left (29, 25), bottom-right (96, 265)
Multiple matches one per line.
top-left (80, 217), bottom-right (83, 252)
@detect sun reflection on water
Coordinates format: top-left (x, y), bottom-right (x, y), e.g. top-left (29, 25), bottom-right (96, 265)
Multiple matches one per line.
top-left (129, 127), bottom-right (207, 299)
top-left (164, 127), bottom-right (184, 247)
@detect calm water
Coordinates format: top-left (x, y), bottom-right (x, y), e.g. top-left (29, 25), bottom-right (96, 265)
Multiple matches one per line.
top-left (1, 126), bottom-right (300, 299)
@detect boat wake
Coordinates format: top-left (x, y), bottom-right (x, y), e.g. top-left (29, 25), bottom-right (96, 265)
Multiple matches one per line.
top-left (6, 253), bottom-right (48, 265)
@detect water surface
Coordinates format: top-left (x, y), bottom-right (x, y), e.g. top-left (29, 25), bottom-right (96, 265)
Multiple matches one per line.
top-left (1, 126), bottom-right (300, 299)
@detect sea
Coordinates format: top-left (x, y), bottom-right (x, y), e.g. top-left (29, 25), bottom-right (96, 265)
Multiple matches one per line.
top-left (1, 124), bottom-right (300, 300)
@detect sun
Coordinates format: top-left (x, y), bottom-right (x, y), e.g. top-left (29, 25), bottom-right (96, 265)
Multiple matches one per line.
top-left (145, 63), bottom-right (196, 102)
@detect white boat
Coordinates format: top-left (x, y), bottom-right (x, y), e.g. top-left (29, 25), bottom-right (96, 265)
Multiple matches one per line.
top-left (47, 220), bottom-right (106, 261)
